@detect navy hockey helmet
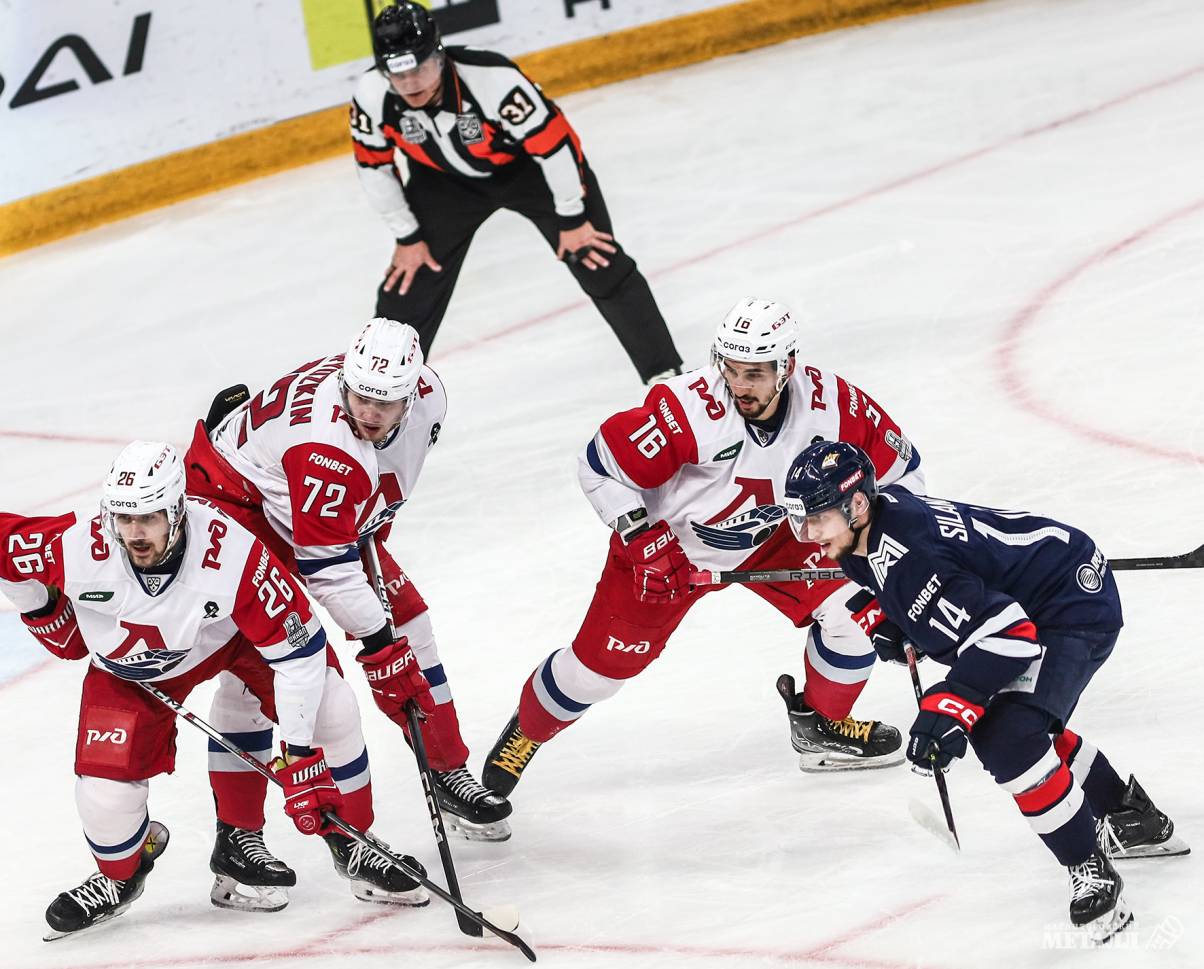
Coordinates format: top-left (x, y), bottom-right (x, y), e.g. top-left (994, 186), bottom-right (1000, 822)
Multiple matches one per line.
top-left (783, 441), bottom-right (877, 540)
top-left (372, 2), bottom-right (442, 75)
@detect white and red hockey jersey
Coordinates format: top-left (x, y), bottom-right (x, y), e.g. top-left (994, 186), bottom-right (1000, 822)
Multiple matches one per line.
top-left (0, 500), bottom-right (327, 746)
top-left (580, 363), bottom-right (924, 571)
top-left (211, 354), bottom-right (446, 638)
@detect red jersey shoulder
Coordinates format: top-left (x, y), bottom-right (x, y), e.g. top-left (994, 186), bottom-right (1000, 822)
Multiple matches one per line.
top-left (598, 382), bottom-right (701, 490)
top-left (0, 511), bottom-right (77, 586)
top-left (232, 539), bottom-right (313, 647)
top-left (281, 442), bottom-right (374, 548)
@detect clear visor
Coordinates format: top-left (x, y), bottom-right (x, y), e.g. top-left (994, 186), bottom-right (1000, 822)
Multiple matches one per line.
top-left (385, 52), bottom-right (443, 96)
top-left (783, 497), bottom-right (809, 542)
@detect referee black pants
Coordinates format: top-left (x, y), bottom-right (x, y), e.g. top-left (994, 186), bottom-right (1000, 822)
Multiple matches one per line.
top-left (374, 158), bottom-right (682, 383)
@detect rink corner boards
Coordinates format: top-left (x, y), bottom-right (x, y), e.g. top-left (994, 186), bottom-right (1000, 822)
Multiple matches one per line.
top-left (0, 0), bottom-right (984, 258)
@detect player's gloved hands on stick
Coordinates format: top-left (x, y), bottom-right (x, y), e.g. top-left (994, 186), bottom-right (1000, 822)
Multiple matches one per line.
top-left (21, 587), bottom-right (88, 660)
top-left (384, 239), bottom-right (443, 295)
top-left (273, 744), bottom-right (343, 835)
top-left (356, 632), bottom-right (436, 722)
top-left (906, 681), bottom-right (986, 772)
top-left (625, 520), bottom-right (692, 604)
top-left (557, 221), bottom-right (617, 271)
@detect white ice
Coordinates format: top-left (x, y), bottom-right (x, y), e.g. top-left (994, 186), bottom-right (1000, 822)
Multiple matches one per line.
top-left (1, 0), bottom-right (1202, 965)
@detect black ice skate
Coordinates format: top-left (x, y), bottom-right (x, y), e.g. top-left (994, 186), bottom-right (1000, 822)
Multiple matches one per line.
top-left (1068, 848), bottom-right (1133, 944)
top-left (433, 765), bottom-right (513, 842)
top-left (482, 713), bottom-right (542, 796)
top-left (324, 833), bottom-right (429, 906)
top-left (777, 674), bottom-right (904, 772)
top-left (1097, 774), bottom-right (1190, 860)
top-left (210, 821), bottom-right (297, 912)
top-left (44, 820), bottom-right (170, 941)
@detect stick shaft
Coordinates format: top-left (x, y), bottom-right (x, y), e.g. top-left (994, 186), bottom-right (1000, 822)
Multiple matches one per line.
top-left (361, 540), bottom-right (479, 937)
top-left (133, 680), bottom-right (534, 959)
top-left (904, 645), bottom-right (960, 850)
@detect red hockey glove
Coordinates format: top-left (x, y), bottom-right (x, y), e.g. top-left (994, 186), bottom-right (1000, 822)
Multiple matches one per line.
top-left (21, 588), bottom-right (88, 660)
top-left (906, 682), bottom-right (987, 773)
top-left (356, 633), bottom-right (436, 722)
top-left (272, 745), bottom-right (343, 835)
top-left (625, 520), bottom-right (692, 604)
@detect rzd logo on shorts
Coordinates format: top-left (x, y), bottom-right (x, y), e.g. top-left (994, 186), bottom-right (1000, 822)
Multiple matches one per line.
top-left (78, 706), bottom-right (138, 771)
top-left (606, 636), bottom-right (650, 654)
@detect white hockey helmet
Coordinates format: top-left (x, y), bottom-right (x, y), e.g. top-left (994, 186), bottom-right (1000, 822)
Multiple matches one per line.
top-left (101, 441), bottom-right (187, 558)
top-left (341, 317), bottom-right (424, 406)
top-left (711, 298), bottom-right (799, 392)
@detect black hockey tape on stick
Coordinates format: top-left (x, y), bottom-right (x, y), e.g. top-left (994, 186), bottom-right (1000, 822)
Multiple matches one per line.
top-left (904, 643), bottom-right (960, 853)
top-left (135, 679), bottom-right (536, 962)
top-left (360, 541), bottom-right (485, 941)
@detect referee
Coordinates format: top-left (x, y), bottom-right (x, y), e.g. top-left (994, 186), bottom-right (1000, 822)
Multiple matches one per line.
top-left (350, 2), bottom-right (683, 383)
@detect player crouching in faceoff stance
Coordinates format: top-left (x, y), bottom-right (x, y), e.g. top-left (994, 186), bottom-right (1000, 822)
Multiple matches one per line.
top-left (783, 441), bottom-right (1188, 944)
top-left (184, 318), bottom-right (511, 842)
top-left (483, 298), bottom-right (923, 796)
top-left (0, 442), bottom-right (428, 939)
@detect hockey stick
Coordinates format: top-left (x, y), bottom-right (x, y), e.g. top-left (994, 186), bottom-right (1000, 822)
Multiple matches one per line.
top-left (689, 567), bottom-right (845, 587)
top-left (903, 643), bottom-right (960, 853)
top-left (1109, 542), bottom-right (1204, 571)
top-left (360, 540), bottom-right (483, 940)
top-left (691, 542), bottom-right (1204, 587)
top-left (135, 680), bottom-right (536, 962)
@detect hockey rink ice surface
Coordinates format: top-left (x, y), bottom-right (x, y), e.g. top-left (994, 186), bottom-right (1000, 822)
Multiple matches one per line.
top-left (1, 0), bottom-right (1202, 965)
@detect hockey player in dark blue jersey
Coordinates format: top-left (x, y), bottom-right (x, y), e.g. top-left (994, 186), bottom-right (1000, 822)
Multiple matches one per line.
top-left (782, 441), bottom-right (1188, 944)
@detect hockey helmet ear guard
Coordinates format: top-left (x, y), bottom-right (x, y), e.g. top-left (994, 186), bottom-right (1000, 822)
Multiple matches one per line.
top-left (783, 441), bottom-right (877, 540)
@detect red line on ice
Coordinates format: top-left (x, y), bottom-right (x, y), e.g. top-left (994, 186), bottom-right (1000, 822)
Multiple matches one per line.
top-left (997, 196), bottom-right (1204, 465)
top-left (25, 895), bottom-right (948, 969)
top-left (436, 61), bottom-right (1204, 359)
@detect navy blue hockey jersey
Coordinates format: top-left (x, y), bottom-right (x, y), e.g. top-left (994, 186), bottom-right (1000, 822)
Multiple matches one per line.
top-left (840, 486), bottom-right (1122, 697)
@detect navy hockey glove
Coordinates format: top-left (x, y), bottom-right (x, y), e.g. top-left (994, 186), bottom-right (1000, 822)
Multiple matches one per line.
top-left (906, 681), bottom-right (986, 772)
top-left (845, 589), bottom-right (912, 665)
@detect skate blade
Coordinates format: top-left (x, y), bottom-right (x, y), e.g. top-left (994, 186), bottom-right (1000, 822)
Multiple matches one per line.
top-left (43, 908), bottom-right (128, 943)
top-left (210, 875), bottom-right (290, 913)
top-left (445, 815), bottom-right (513, 843)
top-left (350, 879), bottom-right (431, 907)
top-left (797, 750), bottom-right (905, 773)
top-left (1112, 835), bottom-right (1191, 860)
top-left (1084, 896), bottom-right (1134, 945)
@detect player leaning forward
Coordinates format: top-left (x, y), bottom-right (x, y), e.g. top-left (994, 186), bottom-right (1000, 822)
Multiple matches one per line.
top-left (784, 441), bottom-right (1187, 943)
top-left (0, 443), bottom-right (428, 938)
top-left (185, 317), bottom-right (511, 841)
top-left (483, 298), bottom-right (922, 793)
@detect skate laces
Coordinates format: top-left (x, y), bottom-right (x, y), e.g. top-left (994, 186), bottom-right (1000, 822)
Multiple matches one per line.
top-left (440, 766), bottom-right (492, 804)
top-left (492, 728), bottom-right (540, 775)
top-left (1068, 856), bottom-right (1112, 902)
top-left (232, 828), bottom-right (278, 867)
top-left (346, 840), bottom-right (396, 879)
top-left (67, 872), bottom-right (123, 913)
top-left (1095, 817), bottom-right (1123, 858)
top-left (824, 715), bottom-right (873, 743)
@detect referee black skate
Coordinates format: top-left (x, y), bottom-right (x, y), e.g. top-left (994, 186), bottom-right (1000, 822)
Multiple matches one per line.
top-left (350, 2), bottom-right (683, 384)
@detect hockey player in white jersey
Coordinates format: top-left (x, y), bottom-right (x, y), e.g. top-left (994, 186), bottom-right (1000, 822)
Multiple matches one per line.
top-left (483, 298), bottom-right (924, 795)
top-left (0, 442), bottom-right (428, 939)
top-left (184, 317), bottom-right (511, 841)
